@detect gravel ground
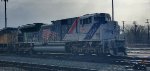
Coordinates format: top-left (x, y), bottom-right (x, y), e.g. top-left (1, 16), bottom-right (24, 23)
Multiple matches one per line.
top-left (0, 67), bottom-right (27, 71)
top-left (0, 55), bottom-right (141, 71)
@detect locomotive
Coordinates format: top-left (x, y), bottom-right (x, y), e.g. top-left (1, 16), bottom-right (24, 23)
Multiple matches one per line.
top-left (0, 13), bottom-right (126, 56)
top-left (32, 13), bottom-right (126, 56)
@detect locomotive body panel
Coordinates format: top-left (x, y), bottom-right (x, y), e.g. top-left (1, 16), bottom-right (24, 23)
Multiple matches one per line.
top-left (63, 13), bottom-right (120, 41)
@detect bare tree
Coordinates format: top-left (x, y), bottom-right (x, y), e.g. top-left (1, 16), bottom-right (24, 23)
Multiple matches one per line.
top-left (125, 24), bottom-right (147, 44)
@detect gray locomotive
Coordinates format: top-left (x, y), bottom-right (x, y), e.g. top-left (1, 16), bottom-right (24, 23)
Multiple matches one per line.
top-left (0, 13), bottom-right (126, 56)
top-left (24, 13), bottom-right (125, 56)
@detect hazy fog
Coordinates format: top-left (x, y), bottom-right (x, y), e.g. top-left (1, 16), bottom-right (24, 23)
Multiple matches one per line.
top-left (0, 0), bottom-right (150, 28)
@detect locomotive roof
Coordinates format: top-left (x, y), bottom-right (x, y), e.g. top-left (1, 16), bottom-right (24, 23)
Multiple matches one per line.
top-left (0, 27), bottom-right (18, 35)
top-left (51, 17), bottom-right (78, 23)
top-left (51, 13), bottom-right (110, 22)
top-left (19, 23), bottom-right (45, 32)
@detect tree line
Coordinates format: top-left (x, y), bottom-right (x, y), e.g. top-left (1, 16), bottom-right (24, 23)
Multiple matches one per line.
top-left (123, 24), bottom-right (149, 45)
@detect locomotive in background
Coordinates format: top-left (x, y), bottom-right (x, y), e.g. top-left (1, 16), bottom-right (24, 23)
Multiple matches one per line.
top-left (0, 28), bottom-right (33, 54)
top-left (0, 13), bottom-right (126, 56)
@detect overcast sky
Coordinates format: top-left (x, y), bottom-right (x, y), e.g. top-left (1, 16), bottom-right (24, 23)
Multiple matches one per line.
top-left (0, 0), bottom-right (150, 29)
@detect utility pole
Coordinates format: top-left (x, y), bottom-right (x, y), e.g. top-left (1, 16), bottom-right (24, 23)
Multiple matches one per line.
top-left (146, 19), bottom-right (150, 44)
top-left (133, 21), bottom-right (137, 44)
top-left (112, 0), bottom-right (114, 21)
top-left (122, 21), bottom-right (125, 39)
top-left (1, 0), bottom-right (8, 28)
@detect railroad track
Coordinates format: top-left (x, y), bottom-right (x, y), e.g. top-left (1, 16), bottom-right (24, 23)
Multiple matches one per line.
top-left (1, 54), bottom-right (150, 71)
top-left (0, 61), bottom-right (97, 71)
top-left (1, 53), bottom-right (150, 66)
